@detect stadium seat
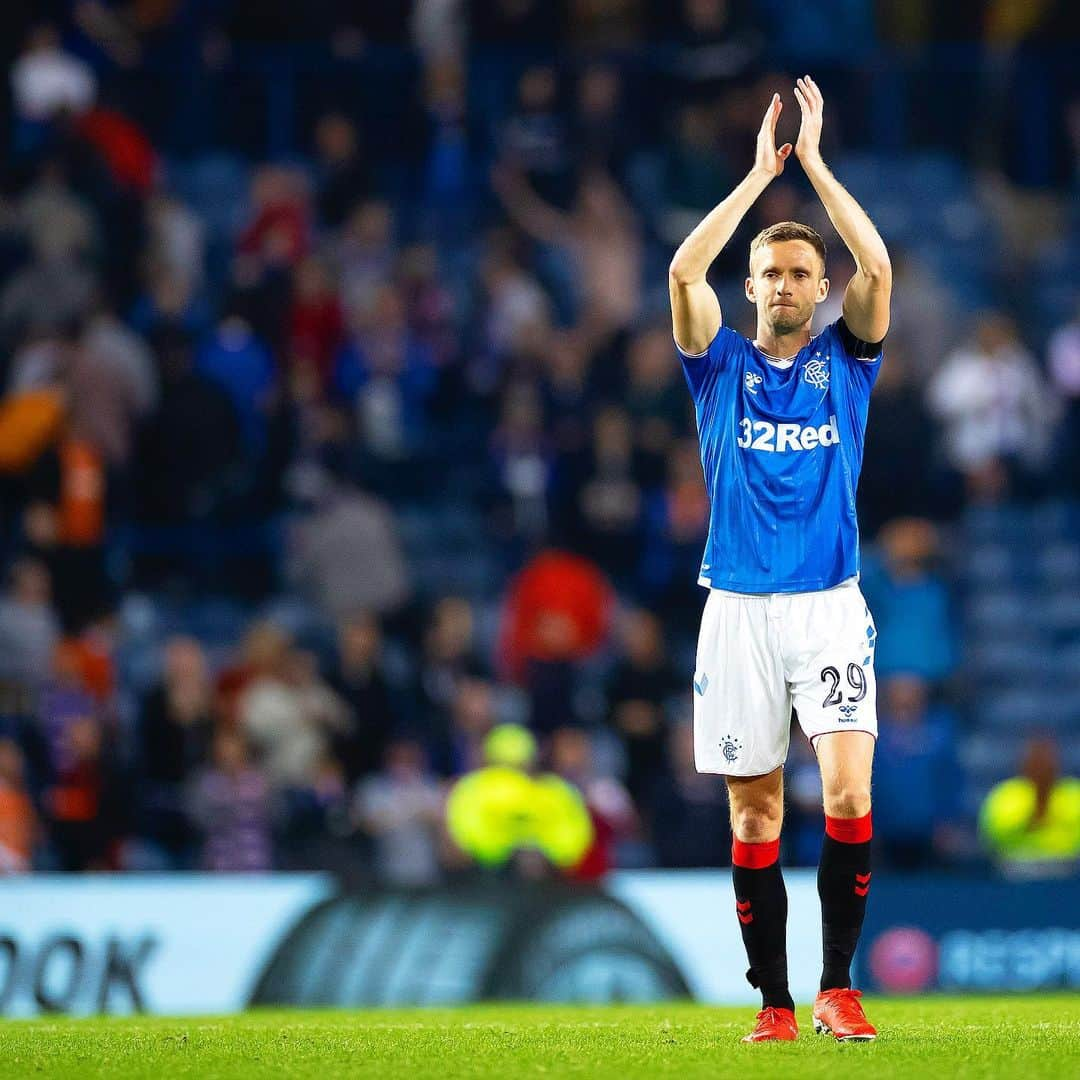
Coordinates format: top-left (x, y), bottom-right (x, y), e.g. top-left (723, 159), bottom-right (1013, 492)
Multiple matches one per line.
top-left (1037, 543), bottom-right (1080, 587)
top-left (979, 689), bottom-right (1074, 730)
top-left (966, 590), bottom-right (1035, 634)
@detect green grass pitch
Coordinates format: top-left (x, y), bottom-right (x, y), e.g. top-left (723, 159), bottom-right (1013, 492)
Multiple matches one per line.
top-left (3, 996), bottom-right (1078, 1079)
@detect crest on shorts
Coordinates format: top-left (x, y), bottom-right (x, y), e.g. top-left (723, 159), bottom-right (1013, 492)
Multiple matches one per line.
top-left (720, 734), bottom-right (742, 763)
top-left (803, 357), bottom-right (830, 390)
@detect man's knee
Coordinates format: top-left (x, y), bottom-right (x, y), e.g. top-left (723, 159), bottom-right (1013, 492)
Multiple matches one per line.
top-left (822, 784), bottom-right (871, 820)
top-left (816, 731), bottom-right (875, 819)
top-left (729, 796), bottom-right (783, 842)
top-left (731, 808), bottom-right (782, 842)
top-left (727, 767), bottom-right (784, 842)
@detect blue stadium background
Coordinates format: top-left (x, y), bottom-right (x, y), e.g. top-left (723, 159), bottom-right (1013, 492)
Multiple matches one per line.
top-left (0, 0), bottom-right (1077, 900)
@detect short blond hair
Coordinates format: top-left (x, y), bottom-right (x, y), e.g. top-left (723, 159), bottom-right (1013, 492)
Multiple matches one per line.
top-left (749, 221), bottom-right (827, 271)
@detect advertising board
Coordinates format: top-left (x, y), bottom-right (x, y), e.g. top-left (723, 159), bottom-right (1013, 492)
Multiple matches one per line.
top-left (1, 872), bottom-right (1076, 1015)
top-left (856, 878), bottom-right (1080, 994)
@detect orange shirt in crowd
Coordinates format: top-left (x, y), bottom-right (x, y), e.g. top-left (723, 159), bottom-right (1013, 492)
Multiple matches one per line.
top-left (0, 388), bottom-right (65, 474)
top-left (0, 783), bottom-right (36, 872)
top-left (54, 638), bottom-right (115, 704)
top-left (57, 438), bottom-right (105, 547)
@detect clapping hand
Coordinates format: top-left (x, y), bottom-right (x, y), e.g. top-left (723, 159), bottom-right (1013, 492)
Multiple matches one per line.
top-left (754, 93), bottom-right (793, 178)
top-left (794, 75), bottom-right (824, 165)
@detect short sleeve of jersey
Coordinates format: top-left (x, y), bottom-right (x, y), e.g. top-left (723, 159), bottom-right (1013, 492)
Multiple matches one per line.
top-left (831, 318), bottom-right (884, 397)
top-left (675, 325), bottom-right (740, 400)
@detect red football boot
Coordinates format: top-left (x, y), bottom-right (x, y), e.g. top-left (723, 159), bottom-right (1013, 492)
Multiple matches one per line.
top-left (812, 988), bottom-right (877, 1042)
top-left (741, 1006), bottom-right (799, 1043)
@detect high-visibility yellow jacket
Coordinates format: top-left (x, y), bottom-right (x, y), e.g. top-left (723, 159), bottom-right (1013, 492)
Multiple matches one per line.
top-left (979, 777), bottom-right (1080, 862)
top-left (446, 766), bottom-right (593, 869)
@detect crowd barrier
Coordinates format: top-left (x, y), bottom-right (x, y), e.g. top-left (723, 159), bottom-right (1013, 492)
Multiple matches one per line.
top-left (0, 872), bottom-right (1076, 1016)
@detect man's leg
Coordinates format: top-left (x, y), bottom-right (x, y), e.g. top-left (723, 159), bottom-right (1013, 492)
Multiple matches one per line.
top-left (694, 589), bottom-right (793, 1039)
top-left (727, 766), bottom-right (794, 1012)
top-left (784, 584), bottom-right (878, 1039)
top-left (814, 731), bottom-right (874, 993)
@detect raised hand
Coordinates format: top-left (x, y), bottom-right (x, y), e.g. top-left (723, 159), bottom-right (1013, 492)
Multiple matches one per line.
top-left (754, 93), bottom-right (793, 178)
top-left (794, 75), bottom-right (824, 164)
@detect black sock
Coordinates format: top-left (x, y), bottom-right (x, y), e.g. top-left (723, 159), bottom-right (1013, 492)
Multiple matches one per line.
top-left (818, 813), bottom-right (872, 992)
top-left (732, 839), bottom-right (794, 1011)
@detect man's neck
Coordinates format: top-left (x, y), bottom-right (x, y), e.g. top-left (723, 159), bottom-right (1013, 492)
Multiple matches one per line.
top-left (753, 325), bottom-right (813, 360)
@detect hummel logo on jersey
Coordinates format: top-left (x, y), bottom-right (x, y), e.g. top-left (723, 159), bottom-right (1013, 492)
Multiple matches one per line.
top-left (744, 371), bottom-right (763, 395)
top-left (694, 673), bottom-right (709, 696)
top-left (803, 356), bottom-right (830, 389)
top-left (737, 415), bottom-right (840, 453)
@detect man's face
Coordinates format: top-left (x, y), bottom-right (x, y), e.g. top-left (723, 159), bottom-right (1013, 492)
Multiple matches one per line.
top-left (746, 240), bottom-right (829, 336)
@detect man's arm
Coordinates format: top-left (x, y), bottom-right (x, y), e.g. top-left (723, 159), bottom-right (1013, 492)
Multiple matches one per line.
top-left (668, 94), bottom-right (792, 355)
top-left (490, 164), bottom-right (572, 244)
top-left (794, 76), bottom-right (892, 345)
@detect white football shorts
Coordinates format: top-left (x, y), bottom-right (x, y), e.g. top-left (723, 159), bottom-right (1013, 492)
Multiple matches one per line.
top-left (692, 577), bottom-right (878, 776)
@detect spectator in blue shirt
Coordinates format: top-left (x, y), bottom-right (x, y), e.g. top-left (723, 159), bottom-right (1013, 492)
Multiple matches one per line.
top-left (331, 283), bottom-right (438, 462)
top-left (195, 313), bottom-right (275, 453)
top-left (861, 517), bottom-right (958, 683)
top-left (872, 674), bottom-right (963, 869)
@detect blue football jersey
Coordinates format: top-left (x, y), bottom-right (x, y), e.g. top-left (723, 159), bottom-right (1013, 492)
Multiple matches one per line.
top-left (678, 319), bottom-right (882, 593)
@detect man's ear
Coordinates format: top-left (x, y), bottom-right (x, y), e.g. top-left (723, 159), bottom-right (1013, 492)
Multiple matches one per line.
top-left (815, 276), bottom-right (830, 304)
top-left (745, 276), bottom-right (756, 303)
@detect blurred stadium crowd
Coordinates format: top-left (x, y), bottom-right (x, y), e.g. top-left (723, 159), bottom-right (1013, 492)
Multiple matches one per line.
top-left (0, 1), bottom-right (1077, 880)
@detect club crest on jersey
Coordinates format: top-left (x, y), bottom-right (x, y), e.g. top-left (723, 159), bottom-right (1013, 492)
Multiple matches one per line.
top-left (744, 371), bottom-right (763, 395)
top-left (720, 734), bottom-right (742, 763)
top-left (803, 355), bottom-right (830, 390)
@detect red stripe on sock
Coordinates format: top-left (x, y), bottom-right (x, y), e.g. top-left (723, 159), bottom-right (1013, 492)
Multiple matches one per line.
top-left (825, 812), bottom-right (872, 844)
top-left (731, 837), bottom-right (780, 869)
